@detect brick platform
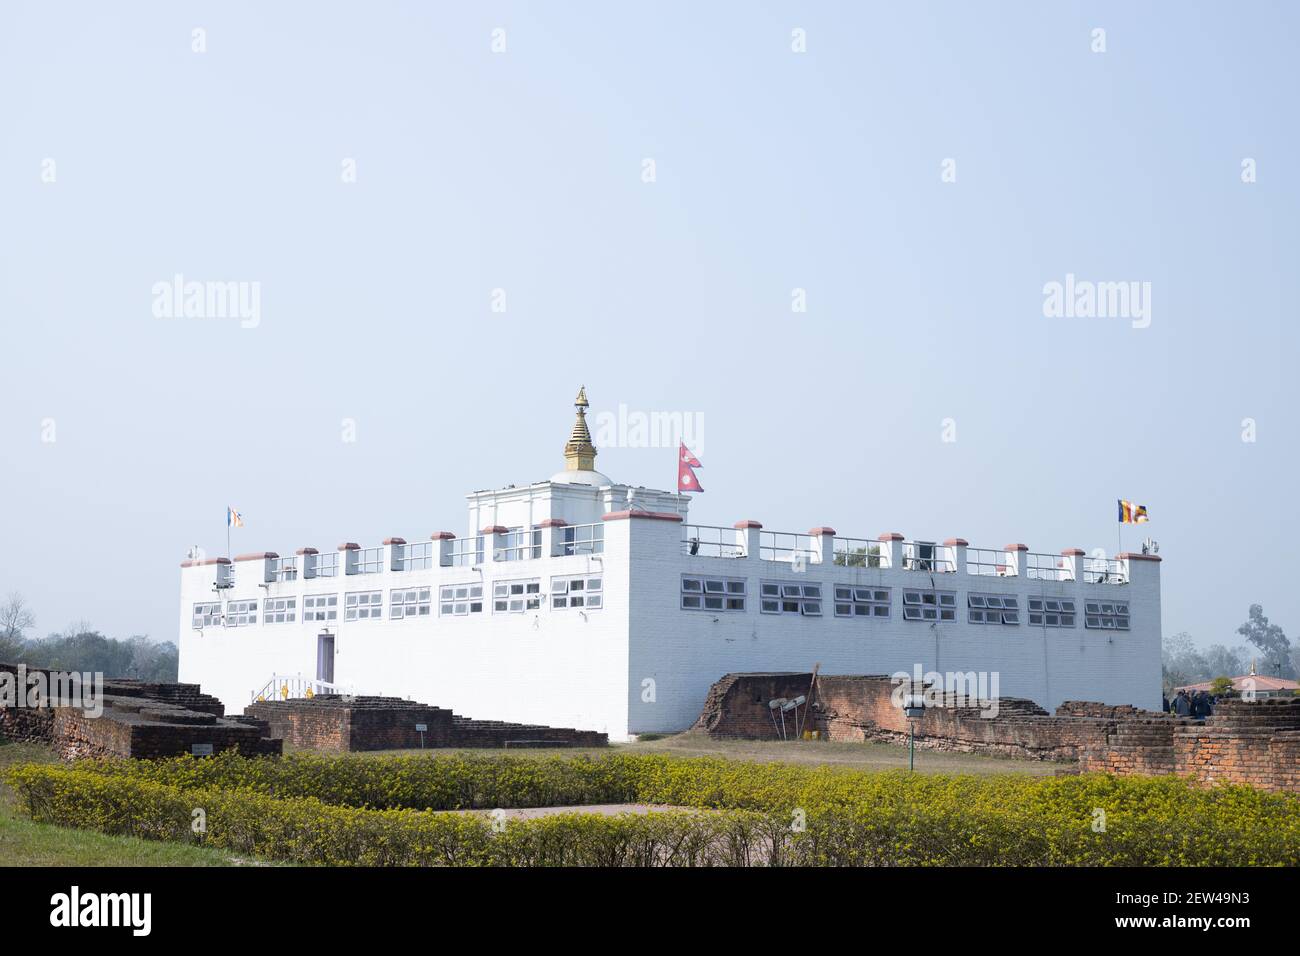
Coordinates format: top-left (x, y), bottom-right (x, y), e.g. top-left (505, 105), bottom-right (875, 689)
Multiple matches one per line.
top-left (244, 695), bottom-right (608, 751)
top-left (0, 662), bottom-right (282, 759)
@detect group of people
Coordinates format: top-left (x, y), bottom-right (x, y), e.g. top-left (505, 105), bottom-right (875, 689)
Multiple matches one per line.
top-left (1163, 689), bottom-right (1216, 718)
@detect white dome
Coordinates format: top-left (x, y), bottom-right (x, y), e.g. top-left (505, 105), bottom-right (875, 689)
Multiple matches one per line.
top-left (549, 469), bottom-right (612, 487)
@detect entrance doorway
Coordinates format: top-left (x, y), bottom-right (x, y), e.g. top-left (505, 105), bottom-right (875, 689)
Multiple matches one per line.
top-left (316, 633), bottom-right (335, 685)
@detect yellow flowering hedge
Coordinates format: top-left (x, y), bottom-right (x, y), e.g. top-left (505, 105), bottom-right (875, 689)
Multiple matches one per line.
top-left (8, 753), bottom-right (1300, 866)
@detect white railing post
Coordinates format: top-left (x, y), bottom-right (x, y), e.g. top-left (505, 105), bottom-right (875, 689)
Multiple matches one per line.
top-left (298, 547), bottom-right (319, 579)
top-left (808, 527), bottom-right (836, 565)
top-left (878, 533), bottom-right (903, 570)
top-left (735, 520), bottom-right (762, 561)
top-left (432, 532), bottom-right (456, 567)
top-left (945, 538), bottom-right (969, 575)
top-left (384, 536), bottom-right (406, 571)
top-left (483, 525), bottom-right (509, 563)
top-left (1059, 548), bottom-right (1083, 582)
top-left (1003, 543), bottom-right (1027, 577)
top-left (538, 519), bottom-right (567, 557)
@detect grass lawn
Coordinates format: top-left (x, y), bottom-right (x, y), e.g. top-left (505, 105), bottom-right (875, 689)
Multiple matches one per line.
top-left (351, 729), bottom-right (1067, 776)
top-left (0, 740), bottom-right (253, 866)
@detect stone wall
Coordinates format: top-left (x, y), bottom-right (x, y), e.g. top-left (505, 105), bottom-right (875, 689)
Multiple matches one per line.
top-left (1, 662), bottom-right (282, 759)
top-left (245, 695), bottom-right (608, 751)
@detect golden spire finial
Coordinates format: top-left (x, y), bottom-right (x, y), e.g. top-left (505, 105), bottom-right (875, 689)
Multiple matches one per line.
top-left (563, 387), bottom-right (597, 471)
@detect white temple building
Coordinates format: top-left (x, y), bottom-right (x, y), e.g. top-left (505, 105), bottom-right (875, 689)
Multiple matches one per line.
top-left (179, 389), bottom-right (1164, 738)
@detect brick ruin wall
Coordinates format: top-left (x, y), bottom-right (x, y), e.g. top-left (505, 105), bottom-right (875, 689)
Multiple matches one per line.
top-left (695, 672), bottom-right (1300, 791)
top-left (1077, 698), bottom-right (1300, 792)
top-left (245, 695), bottom-right (608, 751)
top-left (1, 662), bottom-right (282, 759)
top-left (3, 660), bottom-right (605, 759)
top-left (695, 672), bottom-right (1120, 761)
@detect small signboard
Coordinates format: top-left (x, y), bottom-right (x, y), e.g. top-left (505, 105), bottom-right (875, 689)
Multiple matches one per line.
top-left (191, 743), bottom-right (214, 757)
top-left (415, 723), bottom-right (427, 732)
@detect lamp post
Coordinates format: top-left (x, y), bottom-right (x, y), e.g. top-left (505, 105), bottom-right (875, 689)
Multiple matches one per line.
top-left (903, 695), bottom-right (925, 772)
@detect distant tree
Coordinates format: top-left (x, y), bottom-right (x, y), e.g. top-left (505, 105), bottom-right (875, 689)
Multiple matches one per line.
top-left (125, 636), bottom-right (179, 682)
top-left (19, 629), bottom-right (178, 681)
top-left (1237, 605), bottom-right (1296, 679)
top-left (1162, 631), bottom-right (1205, 692)
top-left (0, 593), bottom-right (35, 661)
top-left (1202, 644), bottom-right (1250, 679)
top-left (1209, 676), bottom-right (1234, 697)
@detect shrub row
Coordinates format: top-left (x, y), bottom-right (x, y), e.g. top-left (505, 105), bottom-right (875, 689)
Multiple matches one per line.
top-left (6, 765), bottom-right (796, 866)
top-left (69, 751), bottom-right (643, 811)
top-left (10, 753), bottom-right (1300, 865)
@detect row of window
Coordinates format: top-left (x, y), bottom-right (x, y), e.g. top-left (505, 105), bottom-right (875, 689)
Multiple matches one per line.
top-left (676, 577), bottom-right (1130, 630)
top-left (196, 577), bottom-right (1130, 631)
top-left (192, 575), bottom-right (601, 628)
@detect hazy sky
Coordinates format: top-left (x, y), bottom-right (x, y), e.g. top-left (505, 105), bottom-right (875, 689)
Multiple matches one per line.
top-left (1, 2), bottom-right (1295, 655)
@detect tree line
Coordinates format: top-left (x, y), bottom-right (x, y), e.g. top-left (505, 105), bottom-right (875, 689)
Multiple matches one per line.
top-left (1162, 604), bottom-right (1296, 691)
top-left (0, 593), bottom-right (178, 682)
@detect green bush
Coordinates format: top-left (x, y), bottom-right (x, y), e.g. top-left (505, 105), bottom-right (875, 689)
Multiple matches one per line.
top-left (8, 753), bottom-right (1300, 866)
top-left (5, 765), bottom-right (786, 866)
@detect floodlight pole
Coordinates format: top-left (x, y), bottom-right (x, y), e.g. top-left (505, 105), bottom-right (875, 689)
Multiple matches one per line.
top-left (903, 699), bottom-right (925, 772)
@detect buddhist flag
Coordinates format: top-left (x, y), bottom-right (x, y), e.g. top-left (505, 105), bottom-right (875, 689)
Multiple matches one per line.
top-left (1117, 500), bottom-right (1149, 524)
top-left (678, 442), bottom-right (703, 493)
top-left (227, 506), bottom-right (244, 528)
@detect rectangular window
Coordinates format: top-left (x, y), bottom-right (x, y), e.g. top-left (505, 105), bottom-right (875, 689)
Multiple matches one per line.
top-left (557, 524), bottom-right (604, 556)
top-left (901, 590), bottom-right (957, 622)
top-left (759, 581), bottom-right (822, 616)
top-left (1028, 597), bottom-right (1076, 628)
top-left (1084, 600), bottom-right (1130, 630)
top-left (551, 576), bottom-right (603, 610)
top-left (497, 529), bottom-right (542, 562)
top-left (315, 552), bottom-right (340, 577)
top-left (439, 583), bottom-right (484, 616)
top-left (344, 590), bottom-right (383, 621)
top-left (967, 593), bottom-right (1020, 625)
top-left (447, 536), bottom-right (484, 567)
top-left (681, 576), bottom-right (746, 612)
top-left (303, 593), bottom-right (338, 622)
top-left (264, 597), bottom-right (297, 624)
top-left (390, 587), bottom-right (432, 619)
top-left (833, 586), bottom-right (890, 619)
top-left (355, 548), bottom-right (384, 574)
top-left (400, 542), bottom-right (433, 571)
top-left (493, 579), bottom-right (542, 613)
top-left (270, 557), bottom-right (298, 581)
top-left (225, 599), bottom-right (258, 627)
top-left (192, 602), bottom-right (222, 628)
